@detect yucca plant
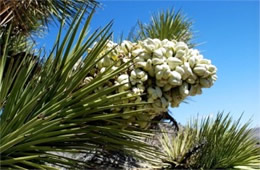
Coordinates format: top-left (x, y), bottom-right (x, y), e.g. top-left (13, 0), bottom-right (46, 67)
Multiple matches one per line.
top-left (159, 126), bottom-right (199, 169)
top-left (0, 9), bottom-right (160, 169)
top-left (129, 8), bottom-right (194, 47)
top-left (0, 0), bottom-right (98, 35)
top-left (159, 113), bottom-right (260, 169)
top-left (0, 0), bottom-right (99, 73)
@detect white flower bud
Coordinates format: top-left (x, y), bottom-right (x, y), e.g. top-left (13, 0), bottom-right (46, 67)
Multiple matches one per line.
top-left (152, 58), bottom-right (164, 65)
top-left (179, 82), bottom-right (189, 97)
top-left (134, 56), bottom-right (145, 63)
top-left (212, 75), bottom-right (218, 81)
top-left (140, 52), bottom-right (151, 60)
top-left (182, 62), bottom-right (193, 80)
top-left (122, 58), bottom-right (130, 63)
top-left (132, 87), bottom-right (141, 94)
top-left (161, 39), bottom-right (170, 46)
top-left (121, 40), bottom-right (133, 52)
top-left (162, 39), bottom-right (176, 49)
top-left (189, 49), bottom-right (200, 56)
top-left (162, 69), bottom-right (171, 79)
top-left (117, 74), bottom-right (129, 84)
top-left (169, 71), bottom-right (182, 80)
top-left (146, 64), bottom-right (155, 77)
top-left (155, 65), bottom-right (163, 72)
top-left (161, 63), bottom-right (170, 71)
top-left (135, 61), bottom-right (146, 69)
top-left (193, 66), bottom-right (207, 76)
top-left (195, 64), bottom-right (207, 68)
top-left (188, 56), bottom-right (196, 68)
top-left (141, 74), bottom-right (148, 82)
top-left (144, 59), bottom-right (153, 71)
top-left (127, 93), bottom-right (133, 98)
top-left (110, 66), bottom-right (118, 73)
top-left (123, 83), bottom-right (130, 89)
top-left (153, 48), bottom-right (164, 58)
top-left (153, 38), bottom-right (162, 48)
top-left (199, 59), bottom-right (211, 65)
top-left (132, 49), bottom-right (144, 56)
top-left (73, 58), bottom-right (83, 71)
top-left (176, 42), bottom-right (188, 51)
top-left (190, 72), bottom-right (198, 80)
top-left (130, 70), bottom-right (137, 78)
top-left (156, 71), bottom-right (164, 80)
top-left (106, 40), bottom-right (117, 48)
top-left (165, 50), bottom-right (173, 58)
top-left (175, 66), bottom-right (185, 76)
top-left (175, 50), bottom-right (186, 60)
top-left (169, 78), bottom-right (182, 86)
top-left (130, 69), bottom-right (148, 84)
top-left (201, 70), bottom-right (211, 78)
top-left (142, 38), bottom-right (156, 52)
top-left (84, 76), bottom-right (93, 84)
top-left (136, 69), bottom-right (145, 78)
top-left (167, 57), bottom-right (182, 69)
top-left (100, 67), bottom-right (106, 73)
top-left (207, 65), bottom-right (217, 74)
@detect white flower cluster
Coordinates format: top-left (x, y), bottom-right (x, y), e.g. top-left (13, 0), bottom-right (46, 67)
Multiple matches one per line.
top-left (87, 38), bottom-right (217, 127)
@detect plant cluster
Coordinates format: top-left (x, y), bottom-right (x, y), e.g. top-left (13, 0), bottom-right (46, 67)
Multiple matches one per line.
top-left (0, 0), bottom-right (98, 36)
top-left (159, 113), bottom-right (260, 169)
top-left (82, 38), bottom-right (217, 128)
top-left (0, 11), bottom-right (160, 169)
top-left (1, 1), bottom-right (259, 169)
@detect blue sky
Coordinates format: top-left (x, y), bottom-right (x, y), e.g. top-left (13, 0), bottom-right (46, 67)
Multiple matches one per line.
top-left (36, 1), bottom-right (260, 127)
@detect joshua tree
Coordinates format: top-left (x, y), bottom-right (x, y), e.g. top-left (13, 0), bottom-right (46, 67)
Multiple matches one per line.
top-left (159, 113), bottom-right (260, 169)
top-left (2, 2), bottom-right (255, 169)
top-left (0, 0), bottom-right (98, 36)
top-left (0, 10), bottom-right (159, 169)
top-left (0, 0), bottom-right (98, 59)
top-left (129, 8), bottom-right (194, 47)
